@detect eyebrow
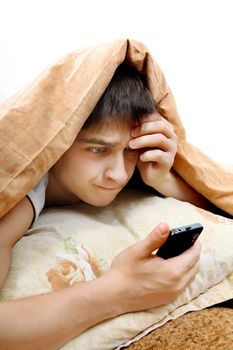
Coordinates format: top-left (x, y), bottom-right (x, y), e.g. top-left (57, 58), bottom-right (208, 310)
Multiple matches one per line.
top-left (78, 137), bottom-right (120, 147)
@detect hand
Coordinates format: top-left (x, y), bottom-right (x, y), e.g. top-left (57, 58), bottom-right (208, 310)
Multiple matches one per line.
top-left (110, 223), bottom-right (201, 313)
top-left (129, 112), bottom-right (177, 190)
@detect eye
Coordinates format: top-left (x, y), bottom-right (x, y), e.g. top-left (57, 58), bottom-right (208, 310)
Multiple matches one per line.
top-left (89, 147), bottom-right (106, 154)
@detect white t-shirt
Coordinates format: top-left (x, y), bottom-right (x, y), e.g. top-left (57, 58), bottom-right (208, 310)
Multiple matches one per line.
top-left (27, 174), bottom-right (49, 223)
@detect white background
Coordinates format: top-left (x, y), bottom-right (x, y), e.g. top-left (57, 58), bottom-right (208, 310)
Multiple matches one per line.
top-left (0, 0), bottom-right (232, 163)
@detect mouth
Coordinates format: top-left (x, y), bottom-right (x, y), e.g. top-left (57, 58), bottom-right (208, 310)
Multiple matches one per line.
top-left (96, 185), bottom-right (122, 191)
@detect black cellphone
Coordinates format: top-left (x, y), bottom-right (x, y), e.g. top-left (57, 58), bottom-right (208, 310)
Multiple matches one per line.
top-left (156, 223), bottom-right (203, 259)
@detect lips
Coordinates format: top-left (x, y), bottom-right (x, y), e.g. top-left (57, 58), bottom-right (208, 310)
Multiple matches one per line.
top-left (96, 185), bottom-right (122, 191)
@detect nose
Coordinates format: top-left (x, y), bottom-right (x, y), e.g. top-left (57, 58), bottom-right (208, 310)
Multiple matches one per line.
top-left (104, 154), bottom-right (129, 185)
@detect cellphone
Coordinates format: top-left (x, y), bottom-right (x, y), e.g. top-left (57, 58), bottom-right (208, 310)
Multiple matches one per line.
top-left (156, 223), bottom-right (203, 259)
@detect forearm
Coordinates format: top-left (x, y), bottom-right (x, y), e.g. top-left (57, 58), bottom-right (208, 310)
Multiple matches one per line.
top-left (0, 272), bottom-right (122, 350)
top-left (153, 169), bottom-right (210, 209)
top-left (0, 197), bottom-right (34, 247)
top-left (0, 197), bottom-right (34, 288)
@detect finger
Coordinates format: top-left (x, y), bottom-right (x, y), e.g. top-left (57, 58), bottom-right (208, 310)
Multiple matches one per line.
top-left (132, 223), bottom-right (170, 259)
top-left (129, 133), bottom-right (175, 152)
top-left (132, 120), bottom-right (175, 139)
top-left (168, 241), bottom-right (201, 275)
top-left (139, 148), bottom-right (175, 164)
top-left (139, 113), bottom-right (174, 130)
top-left (168, 260), bottom-right (200, 297)
top-left (179, 260), bottom-right (200, 291)
top-left (140, 112), bottom-right (163, 123)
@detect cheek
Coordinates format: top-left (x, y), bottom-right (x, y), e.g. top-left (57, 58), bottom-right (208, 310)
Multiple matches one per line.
top-left (51, 155), bottom-right (69, 176)
top-left (76, 158), bottom-right (104, 180)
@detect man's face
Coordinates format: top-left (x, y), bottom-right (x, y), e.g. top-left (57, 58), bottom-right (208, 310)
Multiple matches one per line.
top-left (50, 120), bottom-right (138, 206)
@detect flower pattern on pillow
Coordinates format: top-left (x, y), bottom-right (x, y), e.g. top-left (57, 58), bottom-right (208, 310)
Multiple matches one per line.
top-left (46, 238), bottom-right (100, 290)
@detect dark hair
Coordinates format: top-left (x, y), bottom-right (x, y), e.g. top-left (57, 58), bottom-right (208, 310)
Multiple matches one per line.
top-left (82, 63), bottom-right (156, 129)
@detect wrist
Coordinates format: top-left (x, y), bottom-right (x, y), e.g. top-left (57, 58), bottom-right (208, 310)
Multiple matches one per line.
top-left (97, 270), bottom-right (130, 316)
top-left (149, 171), bottom-right (172, 195)
top-left (73, 270), bottom-right (128, 325)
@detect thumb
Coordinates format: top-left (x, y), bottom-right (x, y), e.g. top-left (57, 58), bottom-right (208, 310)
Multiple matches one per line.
top-left (136, 223), bottom-right (170, 259)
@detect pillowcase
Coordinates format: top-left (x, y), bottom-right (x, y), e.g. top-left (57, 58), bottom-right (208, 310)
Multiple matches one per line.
top-left (1, 189), bottom-right (233, 349)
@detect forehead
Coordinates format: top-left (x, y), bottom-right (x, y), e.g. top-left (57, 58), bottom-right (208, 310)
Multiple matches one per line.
top-left (77, 120), bottom-right (132, 144)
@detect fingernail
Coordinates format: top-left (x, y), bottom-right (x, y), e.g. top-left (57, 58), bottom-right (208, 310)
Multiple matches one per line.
top-left (129, 139), bottom-right (136, 148)
top-left (158, 223), bottom-right (170, 236)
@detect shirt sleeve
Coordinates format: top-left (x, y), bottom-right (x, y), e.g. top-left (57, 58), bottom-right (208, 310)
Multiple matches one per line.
top-left (26, 173), bottom-right (49, 224)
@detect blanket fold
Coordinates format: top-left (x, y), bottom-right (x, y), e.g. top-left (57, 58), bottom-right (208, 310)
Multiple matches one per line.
top-left (0, 38), bottom-right (232, 217)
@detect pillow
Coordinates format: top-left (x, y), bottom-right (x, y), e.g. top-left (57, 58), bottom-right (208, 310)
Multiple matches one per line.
top-left (1, 189), bottom-right (233, 349)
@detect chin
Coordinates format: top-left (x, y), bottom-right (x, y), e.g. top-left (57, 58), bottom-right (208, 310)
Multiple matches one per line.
top-left (87, 195), bottom-right (117, 207)
top-left (92, 199), bottom-right (115, 207)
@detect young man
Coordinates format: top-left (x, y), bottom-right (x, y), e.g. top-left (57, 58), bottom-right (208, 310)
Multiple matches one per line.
top-left (0, 63), bottom-right (205, 349)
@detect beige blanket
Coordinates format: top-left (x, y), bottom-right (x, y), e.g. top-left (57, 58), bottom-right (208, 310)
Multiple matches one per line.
top-left (0, 38), bottom-right (232, 217)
